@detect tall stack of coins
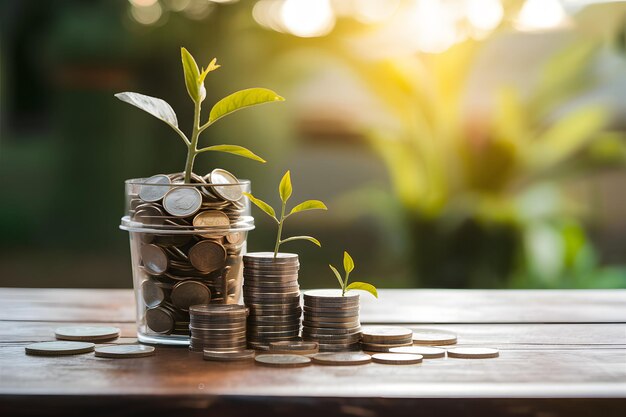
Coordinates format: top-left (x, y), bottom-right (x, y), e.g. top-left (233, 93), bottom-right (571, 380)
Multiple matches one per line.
top-left (302, 290), bottom-right (362, 352)
top-left (189, 304), bottom-right (248, 352)
top-left (122, 169), bottom-right (253, 342)
top-left (243, 253), bottom-right (302, 350)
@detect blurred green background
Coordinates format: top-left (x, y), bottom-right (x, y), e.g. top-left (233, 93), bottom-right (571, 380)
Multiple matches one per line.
top-left (2, 0), bottom-right (626, 289)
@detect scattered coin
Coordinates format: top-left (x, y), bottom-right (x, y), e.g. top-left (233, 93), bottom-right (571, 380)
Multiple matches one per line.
top-left (254, 354), bottom-right (311, 368)
top-left (203, 349), bottom-right (256, 362)
top-left (371, 353), bottom-right (423, 365)
top-left (269, 341), bottom-right (319, 355)
top-left (447, 348), bottom-right (499, 359)
top-left (412, 329), bottom-right (458, 346)
top-left (95, 344), bottom-right (155, 358)
top-left (311, 352), bottom-right (372, 366)
top-left (389, 346), bottom-right (446, 358)
top-left (138, 174), bottom-right (171, 202)
top-left (361, 326), bottom-right (413, 344)
top-left (25, 341), bottom-right (95, 356)
top-left (55, 326), bottom-right (120, 342)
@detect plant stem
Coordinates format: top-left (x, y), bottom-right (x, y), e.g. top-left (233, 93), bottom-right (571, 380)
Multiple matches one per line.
top-left (273, 201), bottom-right (286, 258)
top-left (184, 99), bottom-right (202, 183)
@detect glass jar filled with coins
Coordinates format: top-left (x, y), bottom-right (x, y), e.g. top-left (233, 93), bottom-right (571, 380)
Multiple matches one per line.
top-left (120, 169), bottom-right (254, 345)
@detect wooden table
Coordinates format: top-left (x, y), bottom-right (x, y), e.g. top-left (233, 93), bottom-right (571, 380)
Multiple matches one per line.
top-left (1, 288), bottom-right (625, 416)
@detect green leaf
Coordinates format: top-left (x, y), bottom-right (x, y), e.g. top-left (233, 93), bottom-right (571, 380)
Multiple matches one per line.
top-left (197, 145), bottom-right (266, 163)
top-left (345, 282), bottom-right (378, 298)
top-left (181, 47), bottom-right (205, 102)
top-left (199, 58), bottom-right (220, 84)
top-left (114, 92), bottom-right (178, 128)
top-left (279, 170), bottom-right (292, 203)
top-left (329, 264), bottom-right (344, 290)
top-left (280, 236), bottom-right (321, 247)
top-left (288, 200), bottom-right (327, 216)
top-left (343, 251), bottom-right (355, 274)
top-left (242, 192), bottom-right (277, 221)
top-left (208, 88), bottom-right (284, 125)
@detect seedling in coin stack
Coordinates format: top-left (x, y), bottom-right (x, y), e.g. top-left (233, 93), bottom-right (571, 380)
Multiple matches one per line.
top-left (244, 171), bottom-right (327, 258)
top-left (115, 47), bottom-right (284, 183)
top-left (329, 251), bottom-right (378, 298)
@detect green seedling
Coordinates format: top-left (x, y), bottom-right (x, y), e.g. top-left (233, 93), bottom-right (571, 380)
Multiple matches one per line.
top-left (115, 47), bottom-right (284, 183)
top-left (244, 170), bottom-right (327, 258)
top-left (329, 251), bottom-right (378, 298)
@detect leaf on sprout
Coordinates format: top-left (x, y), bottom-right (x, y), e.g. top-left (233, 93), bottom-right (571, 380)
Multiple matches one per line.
top-left (199, 58), bottom-right (220, 83)
top-left (243, 192), bottom-right (276, 221)
top-left (181, 47), bottom-right (205, 102)
top-left (289, 200), bottom-right (327, 216)
top-left (114, 92), bottom-right (178, 128)
top-left (329, 264), bottom-right (344, 290)
top-left (279, 170), bottom-right (292, 203)
top-left (198, 145), bottom-right (266, 163)
top-left (345, 282), bottom-right (378, 298)
top-left (280, 236), bottom-right (321, 247)
top-left (343, 251), bottom-right (355, 274)
top-left (208, 88), bottom-right (284, 125)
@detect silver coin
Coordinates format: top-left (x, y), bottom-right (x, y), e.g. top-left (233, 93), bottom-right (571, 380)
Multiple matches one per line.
top-left (189, 240), bottom-right (227, 273)
top-left (163, 186), bottom-right (202, 217)
top-left (140, 244), bottom-right (169, 275)
top-left (311, 352), bottom-right (371, 366)
top-left (189, 304), bottom-right (248, 315)
top-left (203, 349), bottom-right (255, 362)
top-left (303, 289), bottom-right (359, 300)
top-left (171, 281), bottom-right (211, 311)
top-left (243, 252), bottom-right (299, 263)
top-left (95, 344), bottom-right (155, 358)
top-left (208, 169), bottom-right (243, 202)
top-left (145, 307), bottom-right (175, 334)
top-left (138, 174), bottom-right (171, 202)
top-left (254, 354), bottom-right (311, 368)
top-left (371, 353), bottom-right (423, 365)
top-left (389, 346), bottom-right (446, 358)
top-left (25, 341), bottom-right (95, 356)
top-left (141, 280), bottom-right (166, 308)
top-left (54, 326), bottom-right (120, 342)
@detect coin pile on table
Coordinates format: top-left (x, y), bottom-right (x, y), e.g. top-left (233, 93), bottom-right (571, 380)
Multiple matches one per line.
top-left (360, 326), bottom-right (413, 352)
top-left (302, 290), bottom-right (362, 352)
top-left (188, 304), bottom-right (248, 352)
top-left (243, 253), bottom-right (302, 350)
top-left (127, 169), bottom-right (249, 337)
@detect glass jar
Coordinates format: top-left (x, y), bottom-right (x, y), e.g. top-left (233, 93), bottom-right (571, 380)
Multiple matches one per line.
top-left (120, 175), bottom-right (254, 345)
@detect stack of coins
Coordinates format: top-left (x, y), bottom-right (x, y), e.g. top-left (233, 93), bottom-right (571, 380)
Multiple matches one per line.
top-left (127, 169), bottom-right (249, 337)
top-left (360, 326), bottom-right (414, 352)
top-left (243, 253), bottom-right (302, 350)
top-left (302, 290), bottom-right (362, 352)
top-left (188, 304), bottom-right (248, 352)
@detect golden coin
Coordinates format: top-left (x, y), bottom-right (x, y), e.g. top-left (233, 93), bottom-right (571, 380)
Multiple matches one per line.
top-left (193, 210), bottom-right (230, 237)
top-left (447, 348), bottom-right (499, 359)
top-left (189, 240), bottom-right (226, 273)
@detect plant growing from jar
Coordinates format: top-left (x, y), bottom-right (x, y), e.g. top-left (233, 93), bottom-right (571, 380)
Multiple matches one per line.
top-left (115, 47), bottom-right (284, 182)
top-left (329, 251), bottom-right (378, 298)
top-left (244, 170), bottom-right (327, 257)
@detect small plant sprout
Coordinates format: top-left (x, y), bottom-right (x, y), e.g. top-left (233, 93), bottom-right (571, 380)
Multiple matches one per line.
top-left (329, 251), bottom-right (378, 298)
top-left (244, 170), bottom-right (327, 258)
top-left (115, 47), bottom-right (284, 183)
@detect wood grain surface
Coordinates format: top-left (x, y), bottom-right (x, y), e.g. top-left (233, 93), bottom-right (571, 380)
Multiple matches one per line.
top-left (0, 288), bottom-right (624, 417)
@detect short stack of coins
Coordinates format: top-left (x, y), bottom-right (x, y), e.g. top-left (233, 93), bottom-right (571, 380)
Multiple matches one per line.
top-left (188, 304), bottom-right (248, 352)
top-left (243, 253), bottom-right (302, 350)
top-left (127, 169), bottom-right (249, 337)
top-left (302, 290), bottom-right (362, 352)
top-left (360, 326), bottom-right (414, 352)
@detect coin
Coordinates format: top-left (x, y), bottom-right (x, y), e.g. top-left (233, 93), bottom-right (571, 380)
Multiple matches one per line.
top-left (141, 280), bottom-right (166, 308)
top-left (270, 341), bottom-right (318, 351)
top-left (95, 344), bottom-right (155, 358)
top-left (141, 244), bottom-right (169, 275)
top-left (203, 349), bottom-right (255, 361)
top-left (189, 240), bottom-right (226, 273)
top-left (163, 186), bottom-right (202, 217)
top-left (361, 326), bottom-right (413, 344)
top-left (171, 281), bottom-right (211, 311)
top-left (315, 343), bottom-right (361, 352)
top-left (254, 354), bottom-right (311, 368)
top-left (244, 252), bottom-right (298, 263)
top-left (303, 289), bottom-right (359, 300)
top-left (389, 346), bottom-right (446, 358)
top-left (447, 347), bottom-right (499, 359)
top-left (138, 174), bottom-right (171, 202)
top-left (361, 341), bottom-right (412, 352)
top-left (226, 232), bottom-right (245, 244)
top-left (55, 326), bottom-right (120, 342)
top-left (371, 353), bottom-right (423, 365)
top-left (25, 341), bottom-right (95, 356)
top-left (145, 306), bottom-right (175, 334)
top-left (209, 169), bottom-right (244, 202)
top-left (412, 329), bottom-right (458, 346)
top-left (311, 352), bottom-right (371, 366)
top-left (193, 210), bottom-right (230, 236)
